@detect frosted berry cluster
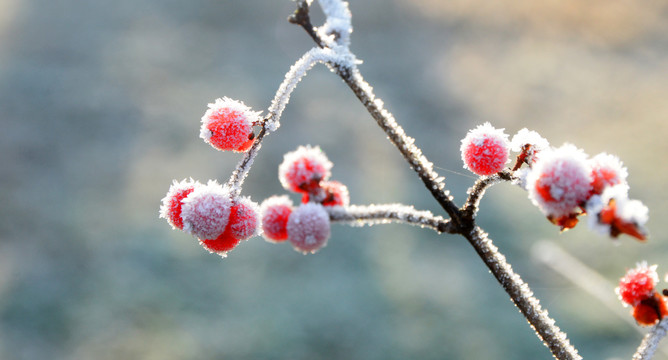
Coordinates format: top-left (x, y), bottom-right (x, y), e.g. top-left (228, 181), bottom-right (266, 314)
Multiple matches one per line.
top-left (261, 145), bottom-right (349, 254)
top-left (160, 179), bottom-right (260, 257)
top-left (460, 124), bottom-right (648, 240)
top-left (616, 263), bottom-right (667, 326)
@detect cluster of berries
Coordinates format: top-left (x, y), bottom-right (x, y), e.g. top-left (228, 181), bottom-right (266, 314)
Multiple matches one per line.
top-left (159, 179), bottom-right (260, 257)
top-left (617, 263), bottom-right (668, 326)
top-left (261, 145), bottom-right (350, 254)
top-left (460, 123), bottom-right (648, 240)
top-left (160, 97), bottom-right (353, 257)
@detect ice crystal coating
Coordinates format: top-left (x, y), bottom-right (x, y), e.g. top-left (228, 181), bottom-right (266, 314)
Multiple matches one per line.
top-left (317, 0), bottom-right (353, 48)
top-left (617, 262), bottom-right (659, 307)
top-left (526, 144), bottom-right (592, 218)
top-left (267, 48), bottom-right (357, 132)
top-left (200, 97), bottom-right (260, 152)
top-left (279, 145), bottom-right (333, 193)
top-left (287, 203), bottom-right (331, 254)
top-left (261, 195), bottom-right (294, 243)
top-left (227, 197), bottom-right (261, 241)
top-left (588, 153), bottom-right (628, 195)
top-left (303, 180), bottom-right (350, 207)
top-left (510, 128), bottom-right (550, 165)
top-left (159, 178), bottom-right (200, 230)
top-left (460, 122), bottom-right (510, 176)
top-left (586, 185), bottom-right (649, 240)
top-left (181, 181), bottom-right (233, 240)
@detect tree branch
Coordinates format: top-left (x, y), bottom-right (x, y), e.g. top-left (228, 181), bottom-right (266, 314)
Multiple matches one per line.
top-left (327, 204), bottom-right (457, 234)
top-left (461, 169), bottom-right (515, 222)
top-left (633, 318), bottom-right (668, 360)
top-left (290, 2), bottom-right (583, 359)
top-left (465, 227), bottom-right (582, 360)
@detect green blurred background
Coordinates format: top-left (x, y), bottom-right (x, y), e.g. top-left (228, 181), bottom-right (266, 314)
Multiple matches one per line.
top-left (1, 0), bottom-right (668, 359)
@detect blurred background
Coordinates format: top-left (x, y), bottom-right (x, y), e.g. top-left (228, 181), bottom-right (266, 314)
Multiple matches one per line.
top-left (1, 0), bottom-right (668, 359)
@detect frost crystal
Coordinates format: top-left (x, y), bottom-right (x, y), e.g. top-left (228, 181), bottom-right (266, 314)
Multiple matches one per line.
top-left (279, 145), bottom-right (333, 193)
top-left (181, 181), bottom-right (233, 240)
top-left (526, 144), bottom-right (592, 217)
top-left (287, 203), bottom-right (331, 254)
top-left (317, 0), bottom-right (352, 48)
top-left (460, 122), bottom-right (510, 176)
top-left (200, 97), bottom-right (260, 152)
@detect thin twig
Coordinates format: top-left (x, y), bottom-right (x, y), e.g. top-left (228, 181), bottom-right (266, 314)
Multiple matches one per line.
top-left (634, 319), bottom-right (668, 360)
top-left (461, 169), bottom-right (515, 221)
top-left (327, 204), bottom-right (456, 234)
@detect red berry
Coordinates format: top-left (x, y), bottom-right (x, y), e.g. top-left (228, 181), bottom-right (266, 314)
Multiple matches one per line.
top-left (302, 180), bottom-right (350, 207)
top-left (200, 97), bottom-right (260, 152)
top-left (631, 293), bottom-right (667, 326)
top-left (287, 203), bottom-right (331, 254)
top-left (181, 181), bottom-right (232, 240)
top-left (160, 178), bottom-right (199, 230)
top-left (261, 195), bottom-right (293, 243)
top-left (200, 228), bottom-right (241, 256)
top-left (526, 144), bottom-right (592, 218)
top-left (617, 263), bottom-right (658, 307)
top-left (460, 122), bottom-right (510, 176)
top-left (633, 302), bottom-right (660, 326)
top-left (278, 145), bottom-right (333, 193)
top-left (228, 197), bottom-right (260, 241)
top-left (589, 153), bottom-right (628, 195)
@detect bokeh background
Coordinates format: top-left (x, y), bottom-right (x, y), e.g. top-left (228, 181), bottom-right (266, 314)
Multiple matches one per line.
top-left (2, 0), bottom-right (668, 359)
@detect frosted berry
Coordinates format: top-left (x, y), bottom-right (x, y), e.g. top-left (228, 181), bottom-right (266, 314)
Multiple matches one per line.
top-left (200, 228), bottom-right (241, 257)
top-left (228, 197), bottom-right (261, 241)
top-left (588, 153), bottom-right (628, 195)
top-left (302, 180), bottom-right (350, 207)
top-left (617, 262), bottom-right (658, 307)
top-left (181, 181), bottom-right (232, 240)
top-left (200, 97), bottom-right (260, 152)
top-left (586, 185), bottom-right (648, 241)
top-left (261, 195), bottom-right (293, 243)
top-left (279, 145), bottom-right (333, 193)
top-left (632, 293), bottom-right (668, 326)
top-left (159, 178), bottom-right (200, 230)
top-left (510, 128), bottom-right (550, 169)
top-left (526, 144), bottom-right (592, 220)
top-left (460, 122), bottom-right (510, 176)
top-left (287, 203), bottom-right (331, 254)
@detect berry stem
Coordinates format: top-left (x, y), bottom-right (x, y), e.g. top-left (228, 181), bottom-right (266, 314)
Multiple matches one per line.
top-left (326, 204), bottom-right (456, 234)
top-left (633, 318), bottom-right (668, 360)
top-left (462, 169), bottom-right (516, 222)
